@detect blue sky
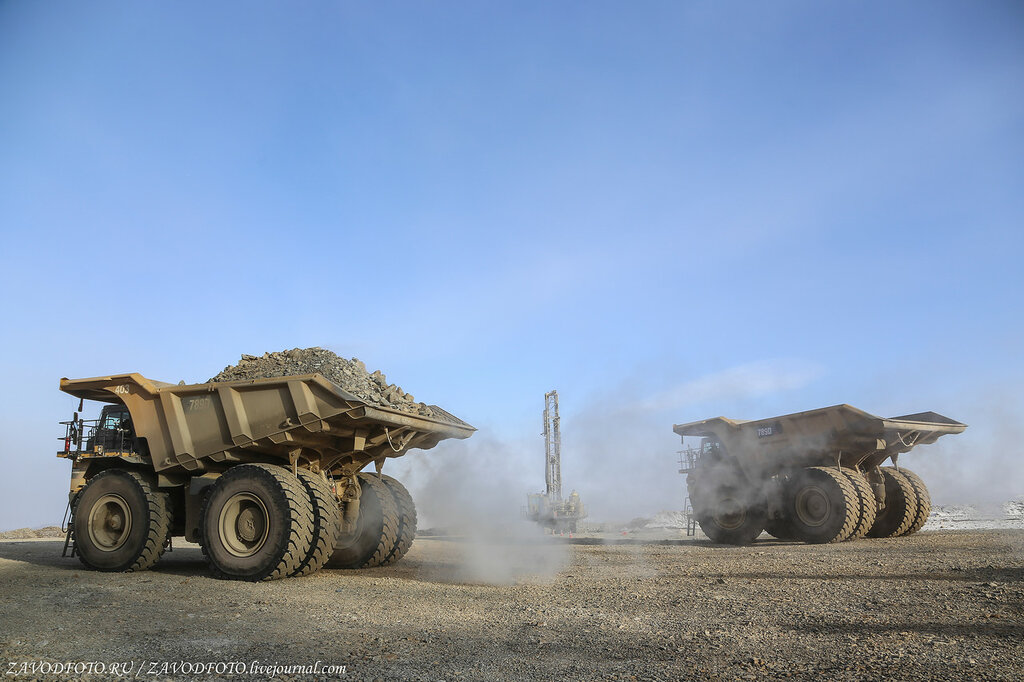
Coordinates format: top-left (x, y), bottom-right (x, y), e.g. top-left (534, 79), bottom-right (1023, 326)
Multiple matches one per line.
top-left (1, 2), bottom-right (1022, 528)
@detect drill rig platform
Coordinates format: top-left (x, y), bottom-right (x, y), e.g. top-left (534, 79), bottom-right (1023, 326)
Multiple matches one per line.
top-left (525, 390), bottom-right (586, 533)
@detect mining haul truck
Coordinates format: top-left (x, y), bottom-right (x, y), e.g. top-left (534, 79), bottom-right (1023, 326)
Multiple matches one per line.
top-left (56, 373), bottom-right (474, 580)
top-left (675, 405), bottom-right (965, 545)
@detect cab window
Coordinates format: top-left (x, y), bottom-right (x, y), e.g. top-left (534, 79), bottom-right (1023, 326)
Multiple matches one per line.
top-left (103, 409), bottom-right (129, 430)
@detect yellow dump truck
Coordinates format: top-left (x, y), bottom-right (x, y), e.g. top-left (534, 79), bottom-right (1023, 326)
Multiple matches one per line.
top-left (57, 373), bottom-right (474, 580)
top-left (675, 405), bottom-right (965, 545)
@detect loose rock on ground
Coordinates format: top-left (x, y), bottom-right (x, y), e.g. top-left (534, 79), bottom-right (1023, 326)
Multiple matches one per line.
top-left (1, 530), bottom-right (1021, 680)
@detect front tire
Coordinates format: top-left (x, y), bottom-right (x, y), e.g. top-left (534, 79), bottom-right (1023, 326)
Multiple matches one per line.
top-left (200, 464), bottom-right (315, 581)
top-left (689, 473), bottom-right (765, 545)
top-left (73, 469), bottom-right (171, 572)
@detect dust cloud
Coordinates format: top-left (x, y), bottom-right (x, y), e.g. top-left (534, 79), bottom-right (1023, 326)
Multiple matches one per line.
top-left (558, 360), bottom-right (826, 523)
top-left (901, 393), bottom-right (1024, 509)
top-left (388, 366), bottom-right (1022, 570)
top-left (388, 434), bottom-right (570, 585)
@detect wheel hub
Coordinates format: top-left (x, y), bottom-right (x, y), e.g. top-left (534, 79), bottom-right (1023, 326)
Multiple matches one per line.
top-left (794, 485), bottom-right (830, 527)
top-left (236, 507), bottom-right (261, 542)
top-left (218, 492), bottom-right (270, 557)
top-left (712, 498), bottom-right (747, 530)
top-left (87, 494), bottom-right (132, 551)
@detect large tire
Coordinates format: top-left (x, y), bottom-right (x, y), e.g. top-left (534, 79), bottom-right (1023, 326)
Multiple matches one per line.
top-left (763, 474), bottom-right (797, 540)
top-left (689, 474), bottom-right (765, 545)
top-left (200, 464), bottom-right (315, 581)
top-left (379, 474), bottom-right (417, 566)
top-left (890, 467), bottom-right (931, 536)
top-left (841, 468), bottom-right (878, 541)
top-left (763, 516), bottom-right (798, 541)
top-left (866, 468), bottom-right (918, 538)
top-left (785, 467), bottom-right (859, 544)
top-left (73, 469), bottom-right (171, 572)
top-left (328, 473), bottom-right (399, 569)
top-left (292, 469), bottom-right (342, 577)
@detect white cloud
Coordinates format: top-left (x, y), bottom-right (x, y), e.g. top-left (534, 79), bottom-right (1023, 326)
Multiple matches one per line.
top-left (638, 359), bottom-right (823, 412)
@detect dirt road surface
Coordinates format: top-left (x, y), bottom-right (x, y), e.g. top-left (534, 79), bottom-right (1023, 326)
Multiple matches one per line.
top-left (2, 530), bottom-right (1022, 681)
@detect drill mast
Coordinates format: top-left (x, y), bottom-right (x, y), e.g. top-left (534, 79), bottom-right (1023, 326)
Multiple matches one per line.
top-left (543, 390), bottom-right (562, 502)
top-left (524, 389), bottom-right (585, 533)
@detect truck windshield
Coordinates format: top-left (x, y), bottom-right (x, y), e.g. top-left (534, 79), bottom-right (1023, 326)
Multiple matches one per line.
top-left (103, 410), bottom-right (129, 430)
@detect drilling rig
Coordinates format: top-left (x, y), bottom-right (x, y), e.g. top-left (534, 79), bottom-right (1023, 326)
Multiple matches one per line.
top-left (525, 390), bottom-right (586, 533)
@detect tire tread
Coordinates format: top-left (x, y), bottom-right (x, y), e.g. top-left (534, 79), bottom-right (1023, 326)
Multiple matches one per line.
top-left (891, 467), bottom-right (930, 536)
top-left (199, 463), bottom-right (314, 581)
top-left (73, 469), bottom-right (171, 572)
top-left (866, 468), bottom-right (919, 538)
top-left (379, 475), bottom-right (417, 566)
top-left (292, 469), bottom-right (342, 577)
top-left (356, 473), bottom-right (399, 568)
top-left (840, 468), bottom-right (877, 541)
top-left (789, 467), bottom-right (858, 544)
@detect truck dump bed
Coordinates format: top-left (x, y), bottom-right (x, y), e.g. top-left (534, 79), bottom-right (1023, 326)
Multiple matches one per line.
top-left (674, 404), bottom-right (965, 474)
top-left (60, 373), bottom-right (474, 477)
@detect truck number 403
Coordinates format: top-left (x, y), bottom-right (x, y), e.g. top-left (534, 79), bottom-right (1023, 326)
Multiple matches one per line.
top-left (113, 384), bottom-right (131, 395)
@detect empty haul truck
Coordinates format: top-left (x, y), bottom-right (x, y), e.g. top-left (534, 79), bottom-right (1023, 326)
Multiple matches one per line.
top-left (675, 404), bottom-right (965, 545)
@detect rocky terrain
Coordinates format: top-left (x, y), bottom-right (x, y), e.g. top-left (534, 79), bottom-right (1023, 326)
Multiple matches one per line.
top-left (207, 348), bottom-right (437, 417)
top-left (924, 499), bottom-right (1024, 531)
top-left (0, 526), bottom-right (63, 540)
top-left (1, 530), bottom-right (1021, 680)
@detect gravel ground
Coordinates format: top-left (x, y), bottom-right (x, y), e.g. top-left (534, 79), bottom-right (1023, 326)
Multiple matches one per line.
top-left (1, 530), bottom-right (1022, 681)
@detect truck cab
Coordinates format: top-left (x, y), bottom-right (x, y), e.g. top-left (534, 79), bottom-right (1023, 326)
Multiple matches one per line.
top-left (86, 404), bottom-right (136, 454)
top-left (59, 403), bottom-right (141, 459)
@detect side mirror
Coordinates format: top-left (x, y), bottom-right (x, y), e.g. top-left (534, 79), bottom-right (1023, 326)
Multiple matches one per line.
top-left (78, 398), bottom-right (84, 412)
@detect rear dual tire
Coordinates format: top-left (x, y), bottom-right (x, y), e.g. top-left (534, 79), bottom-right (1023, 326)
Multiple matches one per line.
top-left (292, 469), bottom-right (342, 577)
top-left (784, 467), bottom-right (859, 544)
top-left (841, 468), bottom-right (878, 541)
top-left (200, 464), bottom-right (315, 581)
top-left (379, 474), bottom-right (417, 566)
top-left (328, 473), bottom-right (400, 569)
top-left (893, 467), bottom-right (931, 536)
top-left (866, 468), bottom-right (919, 538)
top-left (866, 467), bottom-right (930, 538)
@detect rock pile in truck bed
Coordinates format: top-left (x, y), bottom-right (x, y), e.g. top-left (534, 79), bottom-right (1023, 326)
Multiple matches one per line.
top-left (208, 347), bottom-right (437, 417)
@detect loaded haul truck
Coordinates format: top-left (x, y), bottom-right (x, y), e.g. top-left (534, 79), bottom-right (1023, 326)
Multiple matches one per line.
top-left (57, 372), bottom-right (473, 580)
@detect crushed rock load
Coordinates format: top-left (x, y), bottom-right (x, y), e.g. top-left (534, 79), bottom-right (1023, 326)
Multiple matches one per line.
top-left (208, 348), bottom-right (437, 418)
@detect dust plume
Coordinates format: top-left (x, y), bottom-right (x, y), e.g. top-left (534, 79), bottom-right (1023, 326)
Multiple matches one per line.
top-left (561, 359), bottom-right (824, 524)
top-left (388, 433), bottom-right (570, 585)
top-left (898, 391), bottom-right (1024, 509)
